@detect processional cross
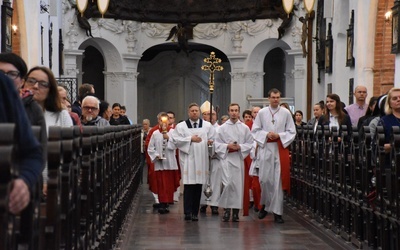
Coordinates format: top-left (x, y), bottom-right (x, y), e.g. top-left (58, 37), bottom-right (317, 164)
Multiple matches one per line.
top-left (200, 51), bottom-right (223, 200)
top-left (201, 52), bottom-right (223, 94)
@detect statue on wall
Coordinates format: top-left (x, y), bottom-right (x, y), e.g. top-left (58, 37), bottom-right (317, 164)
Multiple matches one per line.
top-left (77, 12), bottom-right (94, 37)
top-left (166, 23), bottom-right (197, 56)
top-left (276, 2), bottom-right (297, 40)
top-left (299, 15), bottom-right (309, 58)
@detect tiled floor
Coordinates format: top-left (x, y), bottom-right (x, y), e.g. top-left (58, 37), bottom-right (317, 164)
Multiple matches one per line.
top-left (120, 183), bottom-right (356, 250)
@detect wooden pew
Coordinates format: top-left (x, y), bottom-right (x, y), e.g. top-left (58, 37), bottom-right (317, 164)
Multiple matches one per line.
top-left (0, 124), bottom-right (16, 250)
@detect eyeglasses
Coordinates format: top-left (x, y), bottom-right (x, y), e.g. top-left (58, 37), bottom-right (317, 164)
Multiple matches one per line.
top-left (82, 106), bottom-right (99, 111)
top-left (25, 77), bottom-right (50, 89)
top-left (0, 70), bottom-right (20, 80)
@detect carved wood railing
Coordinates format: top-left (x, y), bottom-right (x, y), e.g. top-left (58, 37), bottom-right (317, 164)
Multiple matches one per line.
top-left (289, 124), bottom-right (400, 249)
top-left (0, 124), bottom-right (141, 250)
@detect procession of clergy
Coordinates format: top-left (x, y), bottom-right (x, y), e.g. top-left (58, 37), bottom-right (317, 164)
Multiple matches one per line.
top-left (144, 88), bottom-right (296, 223)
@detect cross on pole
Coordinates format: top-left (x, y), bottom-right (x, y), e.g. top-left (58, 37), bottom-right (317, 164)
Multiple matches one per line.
top-left (201, 52), bottom-right (223, 94)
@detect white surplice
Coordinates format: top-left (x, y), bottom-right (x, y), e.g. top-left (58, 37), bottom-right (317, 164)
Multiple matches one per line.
top-left (251, 106), bottom-right (296, 215)
top-left (147, 129), bottom-right (178, 171)
top-left (200, 123), bottom-right (222, 207)
top-left (171, 119), bottom-right (215, 184)
top-left (215, 119), bottom-right (253, 209)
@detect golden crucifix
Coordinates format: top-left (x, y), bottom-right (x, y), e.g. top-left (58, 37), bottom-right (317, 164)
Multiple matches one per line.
top-left (200, 51), bottom-right (223, 200)
top-left (201, 52), bottom-right (223, 94)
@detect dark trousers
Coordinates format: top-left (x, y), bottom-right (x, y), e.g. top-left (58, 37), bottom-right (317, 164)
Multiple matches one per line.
top-left (183, 184), bottom-right (202, 215)
top-left (139, 153), bottom-right (145, 183)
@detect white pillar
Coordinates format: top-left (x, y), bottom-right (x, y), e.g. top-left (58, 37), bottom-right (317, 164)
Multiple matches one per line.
top-left (227, 54), bottom-right (248, 110)
top-left (287, 49), bottom-right (307, 117)
top-left (396, 54), bottom-right (400, 87)
top-left (63, 49), bottom-right (84, 78)
top-left (354, 0), bottom-right (378, 98)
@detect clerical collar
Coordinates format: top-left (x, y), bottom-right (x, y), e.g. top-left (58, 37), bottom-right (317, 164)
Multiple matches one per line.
top-left (190, 119), bottom-right (199, 123)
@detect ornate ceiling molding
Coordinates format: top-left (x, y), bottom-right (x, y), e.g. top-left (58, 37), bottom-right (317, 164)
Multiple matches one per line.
top-left (80, 0), bottom-right (286, 24)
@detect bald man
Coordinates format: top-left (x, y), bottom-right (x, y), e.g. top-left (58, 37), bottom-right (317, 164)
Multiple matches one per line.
top-left (345, 85), bottom-right (368, 126)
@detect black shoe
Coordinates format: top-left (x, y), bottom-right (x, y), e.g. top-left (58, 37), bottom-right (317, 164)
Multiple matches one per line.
top-left (258, 206), bottom-right (268, 220)
top-left (249, 201), bottom-right (254, 208)
top-left (184, 214), bottom-right (191, 221)
top-left (191, 214), bottom-right (199, 221)
top-left (222, 209), bottom-right (231, 222)
top-left (200, 205), bottom-right (207, 213)
top-left (211, 207), bottom-right (219, 215)
top-left (254, 206), bottom-right (259, 213)
top-left (165, 207), bottom-right (170, 213)
top-left (232, 209), bottom-right (239, 222)
top-left (153, 203), bottom-right (161, 208)
top-left (158, 208), bottom-right (167, 214)
top-left (274, 213), bottom-right (284, 223)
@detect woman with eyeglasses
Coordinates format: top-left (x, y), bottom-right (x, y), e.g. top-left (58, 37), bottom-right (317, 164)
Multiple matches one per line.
top-left (24, 66), bottom-right (73, 131)
top-left (24, 66), bottom-right (73, 196)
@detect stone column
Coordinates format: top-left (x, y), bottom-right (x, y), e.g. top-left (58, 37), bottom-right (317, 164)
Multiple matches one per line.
top-left (105, 54), bottom-right (141, 123)
top-left (227, 54), bottom-right (248, 110)
top-left (63, 49), bottom-right (84, 78)
top-left (354, 0), bottom-right (377, 94)
top-left (287, 49), bottom-right (307, 117)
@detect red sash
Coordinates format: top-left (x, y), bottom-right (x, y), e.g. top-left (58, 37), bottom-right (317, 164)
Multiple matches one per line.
top-left (267, 138), bottom-right (290, 194)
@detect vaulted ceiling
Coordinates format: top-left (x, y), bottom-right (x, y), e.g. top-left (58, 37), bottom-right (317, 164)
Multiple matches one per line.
top-left (83, 0), bottom-right (286, 23)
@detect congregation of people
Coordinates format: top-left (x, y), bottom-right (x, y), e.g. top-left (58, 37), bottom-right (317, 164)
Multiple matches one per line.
top-left (0, 52), bottom-right (133, 216)
top-left (2, 49), bottom-right (399, 228)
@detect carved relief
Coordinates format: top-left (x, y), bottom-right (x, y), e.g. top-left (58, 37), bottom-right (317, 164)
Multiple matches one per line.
top-left (229, 72), bottom-right (264, 82)
top-left (97, 19), bottom-right (125, 34)
top-left (291, 25), bottom-right (302, 48)
top-left (230, 72), bottom-right (246, 80)
top-left (193, 23), bottom-right (226, 39)
top-left (247, 72), bottom-right (264, 83)
top-left (291, 68), bottom-right (305, 79)
top-left (66, 22), bottom-right (79, 49)
top-left (66, 67), bottom-right (79, 76)
top-left (125, 21), bottom-right (140, 53)
top-left (141, 23), bottom-right (174, 38)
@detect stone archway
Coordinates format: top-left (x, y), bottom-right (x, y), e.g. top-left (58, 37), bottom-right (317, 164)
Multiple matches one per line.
top-left (246, 38), bottom-right (294, 99)
top-left (78, 37), bottom-right (123, 101)
top-left (137, 46), bottom-right (231, 125)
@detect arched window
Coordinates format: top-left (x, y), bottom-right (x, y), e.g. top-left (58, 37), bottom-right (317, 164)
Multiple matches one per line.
top-left (263, 48), bottom-right (285, 97)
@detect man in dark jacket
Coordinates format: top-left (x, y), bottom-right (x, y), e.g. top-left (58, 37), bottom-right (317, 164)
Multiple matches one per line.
top-left (72, 83), bottom-right (95, 117)
top-left (0, 72), bottom-right (43, 214)
top-left (81, 96), bottom-right (110, 127)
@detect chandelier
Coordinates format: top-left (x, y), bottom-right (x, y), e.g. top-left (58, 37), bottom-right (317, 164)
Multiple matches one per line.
top-left (282, 0), bottom-right (316, 15)
top-left (77, 0), bottom-right (110, 17)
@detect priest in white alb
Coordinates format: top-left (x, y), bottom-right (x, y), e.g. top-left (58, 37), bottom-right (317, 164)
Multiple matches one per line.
top-left (251, 88), bottom-right (296, 223)
top-left (199, 101), bottom-right (222, 215)
top-left (170, 103), bottom-right (216, 221)
top-left (215, 103), bottom-right (253, 222)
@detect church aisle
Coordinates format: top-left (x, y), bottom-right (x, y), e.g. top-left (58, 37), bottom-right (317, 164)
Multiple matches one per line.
top-left (121, 183), bottom-right (355, 250)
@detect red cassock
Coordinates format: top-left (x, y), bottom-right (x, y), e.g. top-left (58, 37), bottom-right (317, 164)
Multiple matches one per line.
top-left (146, 125), bottom-right (181, 199)
top-left (242, 120), bottom-right (262, 215)
top-left (145, 126), bottom-right (159, 194)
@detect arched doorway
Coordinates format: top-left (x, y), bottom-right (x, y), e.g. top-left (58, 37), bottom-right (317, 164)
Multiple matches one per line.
top-left (82, 46), bottom-right (105, 100)
top-left (137, 43), bottom-right (231, 125)
top-left (263, 48), bottom-right (286, 97)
